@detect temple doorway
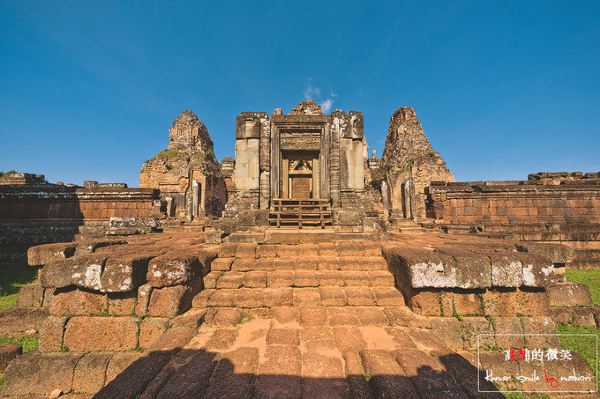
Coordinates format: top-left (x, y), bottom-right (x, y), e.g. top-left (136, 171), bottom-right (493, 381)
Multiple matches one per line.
top-left (281, 151), bottom-right (320, 199)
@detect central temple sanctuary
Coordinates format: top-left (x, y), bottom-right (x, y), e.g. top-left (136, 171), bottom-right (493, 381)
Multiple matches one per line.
top-left (140, 99), bottom-right (454, 233)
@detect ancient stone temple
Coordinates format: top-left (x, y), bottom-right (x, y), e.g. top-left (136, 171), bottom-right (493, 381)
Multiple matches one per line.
top-left (140, 110), bottom-right (226, 222)
top-left (2, 100), bottom-right (600, 398)
top-left (222, 100), bottom-right (380, 232)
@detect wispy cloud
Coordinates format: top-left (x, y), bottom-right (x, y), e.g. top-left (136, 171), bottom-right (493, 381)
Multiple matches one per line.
top-left (320, 98), bottom-right (333, 113)
top-left (303, 83), bottom-right (321, 99)
top-left (303, 79), bottom-right (337, 113)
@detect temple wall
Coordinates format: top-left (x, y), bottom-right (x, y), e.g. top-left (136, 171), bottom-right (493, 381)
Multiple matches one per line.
top-left (0, 184), bottom-right (160, 264)
top-left (426, 172), bottom-right (600, 266)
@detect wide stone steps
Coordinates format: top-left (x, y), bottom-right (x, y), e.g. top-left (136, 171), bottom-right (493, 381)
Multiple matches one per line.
top-left (210, 256), bottom-right (388, 272)
top-left (194, 286), bottom-right (404, 308)
top-left (203, 268), bottom-right (394, 288)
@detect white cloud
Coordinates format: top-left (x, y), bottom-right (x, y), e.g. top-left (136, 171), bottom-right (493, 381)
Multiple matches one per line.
top-left (302, 79), bottom-right (336, 113)
top-left (320, 98), bottom-right (333, 113)
top-left (303, 84), bottom-right (320, 99)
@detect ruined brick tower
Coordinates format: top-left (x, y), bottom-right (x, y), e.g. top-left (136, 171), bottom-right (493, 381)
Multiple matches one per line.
top-left (381, 107), bottom-right (454, 222)
top-left (140, 110), bottom-right (226, 221)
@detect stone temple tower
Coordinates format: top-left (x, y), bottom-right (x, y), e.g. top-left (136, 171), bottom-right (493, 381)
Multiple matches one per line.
top-left (140, 110), bottom-right (226, 222)
top-left (381, 107), bottom-right (454, 222)
top-left (219, 99), bottom-right (381, 232)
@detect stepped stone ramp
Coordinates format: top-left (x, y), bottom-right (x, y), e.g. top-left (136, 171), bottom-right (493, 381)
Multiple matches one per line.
top-left (1, 233), bottom-right (597, 398)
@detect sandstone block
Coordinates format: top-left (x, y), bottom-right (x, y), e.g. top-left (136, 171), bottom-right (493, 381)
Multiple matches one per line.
top-left (235, 242), bottom-right (257, 258)
top-left (203, 271), bottom-right (220, 289)
top-left (49, 288), bottom-right (107, 316)
top-left (242, 271), bottom-right (267, 288)
top-left (216, 272), bottom-right (243, 289)
top-left (372, 287), bottom-right (405, 306)
top-left (218, 243), bottom-right (237, 258)
top-left (16, 283), bottom-right (44, 308)
top-left (293, 270), bottom-right (319, 287)
top-left (147, 255), bottom-right (200, 287)
top-left (257, 244), bottom-right (278, 258)
top-left (264, 288), bottom-right (294, 307)
top-left (489, 255), bottom-right (523, 287)
top-left (2, 353), bottom-right (82, 396)
top-left (319, 286), bottom-right (347, 306)
top-left (369, 270), bottom-right (395, 286)
top-left (345, 287), bottom-right (376, 306)
top-left (27, 242), bottom-right (76, 266)
top-left (39, 316), bottom-right (67, 352)
top-left (135, 283), bottom-right (152, 316)
top-left (276, 244), bottom-right (298, 258)
top-left (72, 353), bottom-right (112, 394)
top-left (148, 285), bottom-right (188, 317)
top-left (211, 257), bottom-right (234, 271)
top-left (0, 343), bottom-right (22, 373)
top-left (64, 316), bottom-right (139, 351)
top-left (107, 292), bottom-right (137, 316)
top-left (293, 288), bottom-right (321, 306)
top-left (547, 282), bottom-right (593, 307)
top-left (317, 270), bottom-right (344, 286)
top-left (235, 288), bottom-right (266, 308)
top-left (139, 317), bottom-right (170, 348)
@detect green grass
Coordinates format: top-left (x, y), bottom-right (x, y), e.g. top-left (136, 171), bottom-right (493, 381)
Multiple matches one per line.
top-left (0, 335), bottom-right (39, 353)
top-left (0, 267), bottom-right (37, 311)
top-left (502, 393), bottom-right (550, 399)
top-left (565, 268), bottom-right (600, 305)
top-left (556, 324), bottom-right (599, 374)
top-left (0, 377), bottom-right (4, 391)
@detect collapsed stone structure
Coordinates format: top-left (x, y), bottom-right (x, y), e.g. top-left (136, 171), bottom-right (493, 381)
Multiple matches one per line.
top-left (1, 101), bottom-right (600, 398)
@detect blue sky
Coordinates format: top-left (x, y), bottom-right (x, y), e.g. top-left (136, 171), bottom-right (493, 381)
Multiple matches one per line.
top-left (1, 0), bottom-right (599, 186)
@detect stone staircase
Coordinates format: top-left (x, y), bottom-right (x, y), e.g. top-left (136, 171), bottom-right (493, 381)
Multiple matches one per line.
top-left (191, 241), bottom-right (417, 327)
top-left (268, 199), bottom-right (333, 229)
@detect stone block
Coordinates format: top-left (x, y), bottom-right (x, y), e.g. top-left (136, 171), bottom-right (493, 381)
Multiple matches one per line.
top-left (72, 353), bottom-right (112, 394)
top-left (63, 316), bottom-right (139, 351)
top-left (27, 242), bottom-right (76, 266)
top-left (218, 243), bottom-right (237, 258)
top-left (547, 282), bottom-right (593, 307)
top-left (216, 272), bottom-right (243, 289)
top-left (49, 288), bottom-right (107, 316)
top-left (135, 283), bottom-right (152, 316)
top-left (1, 353), bottom-right (82, 396)
top-left (266, 328), bottom-right (300, 346)
top-left (408, 289), bottom-right (442, 316)
top-left (319, 286), bottom-right (347, 306)
top-left (139, 317), bottom-right (170, 348)
top-left (293, 270), bottom-right (319, 287)
top-left (293, 288), bottom-right (321, 306)
top-left (369, 270), bottom-right (395, 286)
top-left (147, 255), bottom-right (200, 287)
top-left (211, 257), bottom-right (234, 271)
top-left (345, 287), bottom-right (376, 306)
top-left (148, 285), bottom-right (188, 317)
top-left (372, 287), bottom-right (405, 306)
top-left (108, 292), bottom-right (137, 316)
top-left (39, 316), bottom-right (67, 352)
top-left (257, 244), bottom-right (278, 258)
top-left (235, 288), bottom-right (266, 308)
top-left (16, 283), bottom-right (44, 308)
top-left (0, 343), bottom-right (22, 373)
top-left (242, 271), bottom-right (267, 288)
top-left (267, 270), bottom-right (294, 287)
top-left (489, 255), bottom-right (522, 287)
top-left (318, 243), bottom-right (337, 256)
top-left (235, 243), bottom-right (257, 258)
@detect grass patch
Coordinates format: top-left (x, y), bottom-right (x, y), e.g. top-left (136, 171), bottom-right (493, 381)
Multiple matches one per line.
top-left (556, 324), bottom-right (599, 374)
top-left (0, 266), bottom-right (37, 311)
top-left (502, 393), bottom-right (550, 399)
top-left (565, 268), bottom-right (600, 305)
top-left (0, 377), bottom-right (4, 391)
top-left (0, 335), bottom-right (39, 353)
top-left (239, 312), bottom-right (254, 324)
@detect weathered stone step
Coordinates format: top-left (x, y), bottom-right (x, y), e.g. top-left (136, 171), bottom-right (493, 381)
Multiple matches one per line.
top-left (203, 269), bottom-right (395, 289)
top-left (193, 286), bottom-right (405, 310)
top-left (210, 256), bottom-right (388, 272)
top-left (199, 305), bottom-right (419, 327)
top-left (218, 242), bottom-right (383, 259)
